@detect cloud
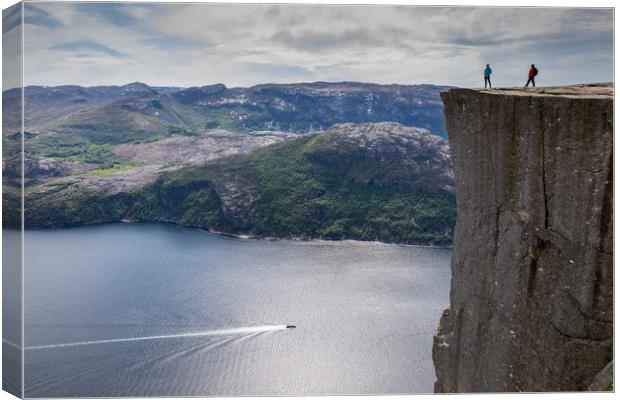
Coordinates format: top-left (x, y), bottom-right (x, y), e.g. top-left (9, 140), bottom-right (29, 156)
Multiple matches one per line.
top-left (51, 40), bottom-right (127, 58)
top-left (271, 28), bottom-right (386, 51)
top-left (17, 3), bottom-right (613, 89)
top-left (3, 3), bottom-right (22, 89)
top-left (73, 3), bottom-right (138, 26)
top-left (140, 35), bottom-right (207, 50)
top-left (234, 62), bottom-right (313, 81)
top-left (24, 4), bottom-right (62, 29)
top-left (2, 3), bottom-right (21, 34)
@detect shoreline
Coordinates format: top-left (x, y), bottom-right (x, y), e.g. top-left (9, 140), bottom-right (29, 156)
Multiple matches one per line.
top-left (205, 227), bottom-right (453, 250)
top-left (13, 219), bottom-right (453, 250)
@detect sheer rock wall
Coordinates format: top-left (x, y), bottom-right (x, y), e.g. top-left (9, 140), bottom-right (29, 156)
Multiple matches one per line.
top-left (433, 84), bottom-right (613, 392)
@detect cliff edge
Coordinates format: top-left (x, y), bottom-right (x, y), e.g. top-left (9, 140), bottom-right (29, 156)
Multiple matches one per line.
top-left (433, 83), bottom-right (613, 392)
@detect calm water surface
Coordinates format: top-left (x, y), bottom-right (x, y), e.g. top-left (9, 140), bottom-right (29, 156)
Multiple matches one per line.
top-left (9, 223), bottom-right (451, 397)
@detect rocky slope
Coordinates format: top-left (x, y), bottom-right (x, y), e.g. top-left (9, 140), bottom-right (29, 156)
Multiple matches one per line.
top-left (433, 84), bottom-right (613, 391)
top-left (112, 129), bottom-right (295, 165)
top-left (20, 123), bottom-right (455, 245)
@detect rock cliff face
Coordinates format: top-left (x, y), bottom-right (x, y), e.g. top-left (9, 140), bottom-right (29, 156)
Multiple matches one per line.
top-left (433, 84), bottom-right (613, 392)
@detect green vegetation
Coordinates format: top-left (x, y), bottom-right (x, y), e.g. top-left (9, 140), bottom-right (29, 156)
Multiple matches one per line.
top-left (194, 135), bottom-right (456, 245)
top-left (88, 163), bottom-right (137, 176)
top-left (116, 133), bottom-right (453, 245)
top-left (22, 132), bottom-right (148, 164)
top-left (22, 126), bottom-right (455, 246)
top-left (53, 143), bottom-right (114, 163)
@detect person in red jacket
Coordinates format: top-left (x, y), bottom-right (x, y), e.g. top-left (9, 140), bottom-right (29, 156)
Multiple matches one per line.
top-left (525, 64), bottom-right (538, 87)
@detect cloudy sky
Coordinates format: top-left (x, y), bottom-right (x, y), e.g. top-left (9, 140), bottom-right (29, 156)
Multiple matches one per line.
top-left (2, 2), bottom-right (614, 89)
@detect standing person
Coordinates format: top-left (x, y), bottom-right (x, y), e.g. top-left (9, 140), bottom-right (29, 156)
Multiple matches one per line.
top-left (526, 64), bottom-right (538, 87)
top-left (484, 64), bottom-right (492, 88)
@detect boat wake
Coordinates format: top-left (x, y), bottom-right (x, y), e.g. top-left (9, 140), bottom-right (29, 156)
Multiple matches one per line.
top-left (21, 324), bottom-right (288, 350)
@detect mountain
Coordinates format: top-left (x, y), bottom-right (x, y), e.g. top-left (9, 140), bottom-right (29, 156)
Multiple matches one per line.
top-left (3, 82), bottom-right (158, 131)
top-left (20, 123), bottom-right (455, 246)
top-left (3, 81), bottom-right (456, 245)
top-left (170, 81), bottom-right (451, 135)
top-left (3, 81), bottom-right (451, 144)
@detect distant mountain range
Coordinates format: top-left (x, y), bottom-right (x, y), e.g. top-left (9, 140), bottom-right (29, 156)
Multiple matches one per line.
top-left (3, 81), bottom-right (451, 140)
top-left (3, 81), bottom-right (456, 245)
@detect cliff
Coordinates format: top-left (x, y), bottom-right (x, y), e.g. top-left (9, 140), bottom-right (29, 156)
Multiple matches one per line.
top-left (433, 84), bottom-right (613, 392)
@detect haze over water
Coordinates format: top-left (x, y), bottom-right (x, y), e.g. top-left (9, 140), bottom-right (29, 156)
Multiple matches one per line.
top-left (8, 223), bottom-right (450, 397)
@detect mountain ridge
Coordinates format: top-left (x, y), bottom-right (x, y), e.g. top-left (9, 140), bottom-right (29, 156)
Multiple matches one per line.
top-left (3, 81), bottom-right (452, 137)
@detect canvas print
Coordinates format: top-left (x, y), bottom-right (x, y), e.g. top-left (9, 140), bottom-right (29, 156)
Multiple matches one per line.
top-left (1, 1), bottom-right (614, 397)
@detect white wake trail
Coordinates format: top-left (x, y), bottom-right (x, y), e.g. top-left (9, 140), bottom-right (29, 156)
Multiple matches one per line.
top-left (2, 339), bottom-right (21, 350)
top-left (23, 325), bottom-right (287, 350)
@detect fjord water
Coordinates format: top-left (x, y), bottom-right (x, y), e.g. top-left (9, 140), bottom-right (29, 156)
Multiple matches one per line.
top-left (17, 223), bottom-right (450, 397)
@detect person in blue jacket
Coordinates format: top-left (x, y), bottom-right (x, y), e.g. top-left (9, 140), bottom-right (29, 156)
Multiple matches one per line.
top-left (484, 64), bottom-right (492, 88)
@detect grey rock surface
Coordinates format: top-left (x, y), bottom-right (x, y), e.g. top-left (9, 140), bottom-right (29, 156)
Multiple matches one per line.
top-left (310, 122), bottom-right (454, 191)
top-left (589, 360), bottom-right (613, 391)
top-left (112, 130), bottom-right (296, 166)
top-left (433, 83), bottom-right (613, 392)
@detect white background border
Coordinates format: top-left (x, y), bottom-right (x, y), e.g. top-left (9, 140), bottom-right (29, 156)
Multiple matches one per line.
top-left (0, 0), bottom-right (616, 399)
